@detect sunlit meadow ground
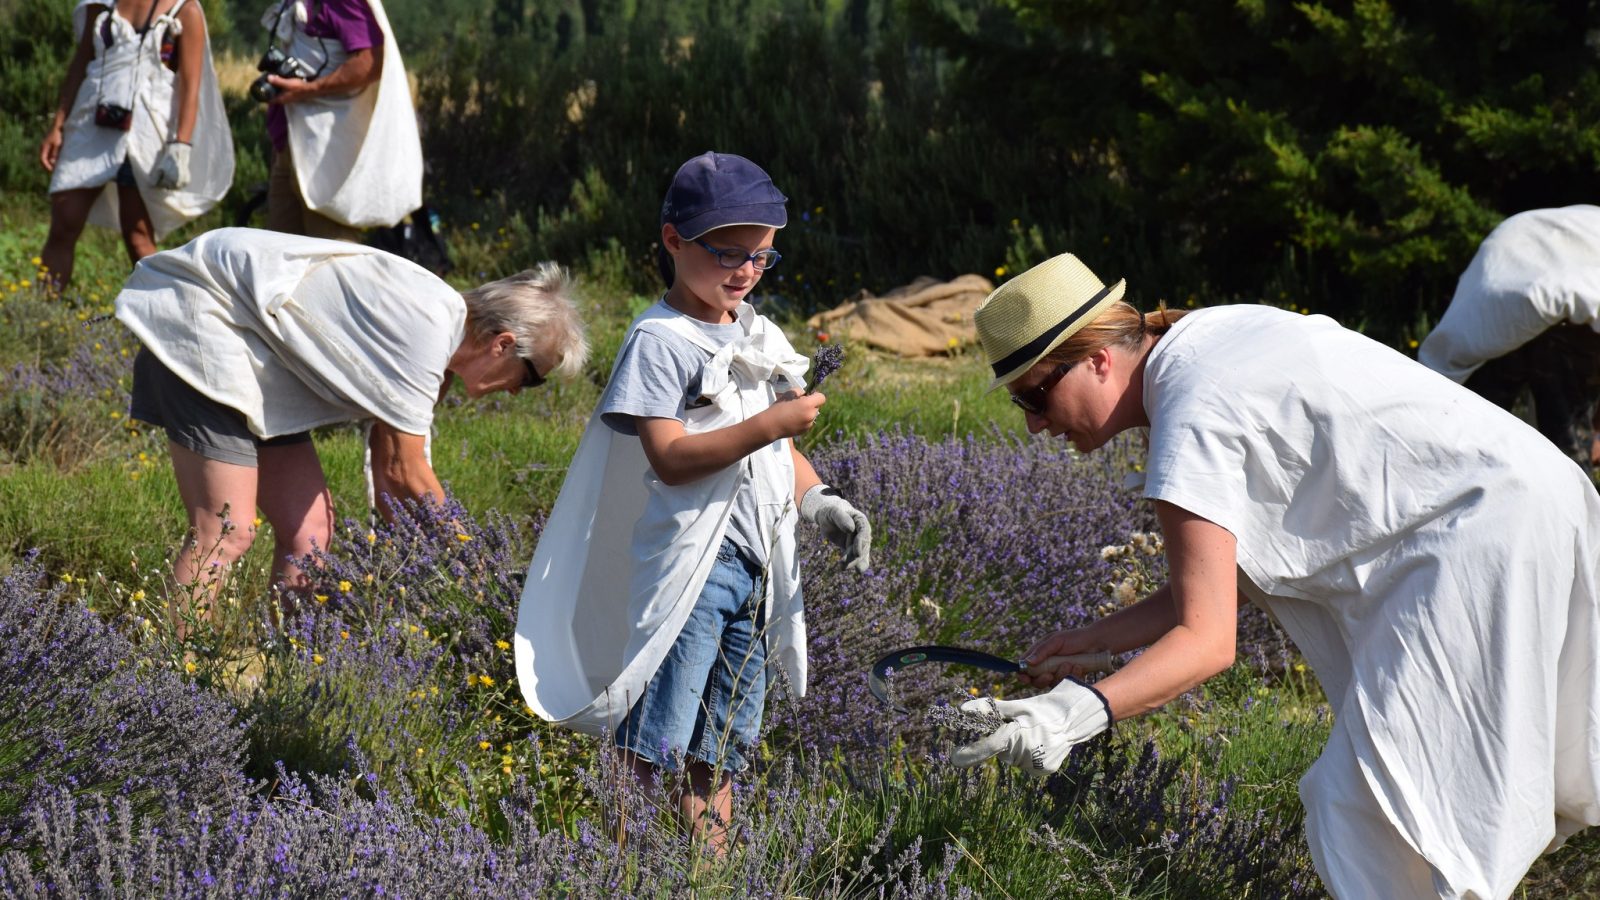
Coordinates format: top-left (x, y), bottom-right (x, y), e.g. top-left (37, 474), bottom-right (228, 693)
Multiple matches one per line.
top-left (1, 193), bottom-right (1596, 897)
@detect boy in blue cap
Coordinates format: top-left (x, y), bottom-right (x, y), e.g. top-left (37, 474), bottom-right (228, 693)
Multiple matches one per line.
top-left (514, 152), bottom-right (871, 848)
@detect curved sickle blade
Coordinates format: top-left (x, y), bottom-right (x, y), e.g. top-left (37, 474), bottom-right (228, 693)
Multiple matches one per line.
top-left (867, 645), bottom-right (1022, 709)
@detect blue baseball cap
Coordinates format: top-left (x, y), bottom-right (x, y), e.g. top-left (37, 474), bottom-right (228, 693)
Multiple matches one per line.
top-left (660, 151), bottom-right (788, 240)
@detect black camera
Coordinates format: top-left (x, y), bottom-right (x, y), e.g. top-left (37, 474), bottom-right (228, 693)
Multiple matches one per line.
top-left (249, 47), bottom-right (319, 103)
top-left (94, 102), bottom-right (134, 131)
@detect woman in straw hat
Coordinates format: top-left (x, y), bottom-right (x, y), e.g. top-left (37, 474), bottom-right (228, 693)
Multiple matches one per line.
top-left (950, 252), bottom-right (1600, 899)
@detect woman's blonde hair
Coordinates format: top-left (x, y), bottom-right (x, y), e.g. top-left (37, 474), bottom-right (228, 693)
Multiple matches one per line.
top-left (461, 262), bottom-right (590, 378)
top-left (1039, 300), bottom-right (1188, 367)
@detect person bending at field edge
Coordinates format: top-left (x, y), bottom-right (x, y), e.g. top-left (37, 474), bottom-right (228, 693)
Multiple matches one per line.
top-left (114, 227), bottom-right (588, 624)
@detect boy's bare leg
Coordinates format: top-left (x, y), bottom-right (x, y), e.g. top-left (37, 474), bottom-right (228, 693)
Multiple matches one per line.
top-left (681, 761), bottom-right (732, 854)
top-left (619, 752), bottom-right (732, 854)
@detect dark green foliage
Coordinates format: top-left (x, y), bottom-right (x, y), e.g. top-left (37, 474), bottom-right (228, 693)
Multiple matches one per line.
top-left (907, 0), bottom-right (1600, 334)
top-left (0, 0), bottom-right (74, 198)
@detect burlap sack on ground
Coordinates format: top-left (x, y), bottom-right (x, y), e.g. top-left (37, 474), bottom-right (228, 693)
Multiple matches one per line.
top-left (805, 274), bottom-right (994, 356)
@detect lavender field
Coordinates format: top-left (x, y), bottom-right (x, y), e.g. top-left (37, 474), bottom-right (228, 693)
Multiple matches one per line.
top-left (1, 240), bottom-right (1596, 898)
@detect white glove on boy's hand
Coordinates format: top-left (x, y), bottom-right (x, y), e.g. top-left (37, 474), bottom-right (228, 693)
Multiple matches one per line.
top-left (153, 141), bottom-right (191, 189)
top-left (799, 484), bottom-right (871, 573)
top-left (950, 678), bottom-right (1112, 777)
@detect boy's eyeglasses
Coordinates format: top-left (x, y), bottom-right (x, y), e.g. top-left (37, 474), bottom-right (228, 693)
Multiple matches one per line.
top-left (1008, 361), bottom-right (1077, 414)
top-left (522, 357), bottom-right (546, 389)
top-left (694, 239), bottom-right (782, 271)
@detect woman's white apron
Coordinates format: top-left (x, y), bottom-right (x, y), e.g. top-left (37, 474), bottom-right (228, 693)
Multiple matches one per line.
top-left (265, 0), bottom-right (422, 228)
top-left (1419, 204), bottom-right (1600, 382)
top-left (51, 0), bottom-right (233, 239)
top-left (514, 302), bottom-right (809, 737)
top-left (1142, 305), bottom-right (1600, 899)
top-left (115, 228), bottom-right (464, 438)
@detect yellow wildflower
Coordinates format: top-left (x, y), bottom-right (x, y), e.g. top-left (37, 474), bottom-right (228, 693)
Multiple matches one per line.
top-left (479, 740), bottom-right (491, 750)
top-left (338, 580), bottom-right (352, 593)
top-left (312, 654), bottom-right (325, 665)
top-left (185, 660), bottom-right (198, 674)
top-left (340, 630), bottom-right (350, 641)
top-left (130, 589), bottom-right (145, 602)
top-left (314, 594), bottom-right (329, 604)
top-left (479, 675), bottom-right (495, 687)
top-left (994, 266), bottom-right (1007, 277)
top-left (495, 639), bottom-right (511, 651)
top-left (456, 534), bottom-right (473, 542)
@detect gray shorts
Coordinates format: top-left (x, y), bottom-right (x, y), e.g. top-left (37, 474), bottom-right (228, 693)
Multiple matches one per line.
top-left (129, 348), bottom-right (311, 467)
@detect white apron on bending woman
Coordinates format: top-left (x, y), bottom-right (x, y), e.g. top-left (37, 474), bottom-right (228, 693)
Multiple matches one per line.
top-left (513, 302), bottom-right (810, 736)
top-left (1419, 205), bottom-right (1600, 384)
top-left (50, 0), bottom-right (232, 239)
top-left (263, 0), bottom-right (422, 228)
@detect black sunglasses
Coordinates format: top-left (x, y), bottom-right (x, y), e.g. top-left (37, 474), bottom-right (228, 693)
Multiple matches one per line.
top-left (521, 356), bottom-right (546, 389)
top-left (1008, 361), bottom-right (1077, 414)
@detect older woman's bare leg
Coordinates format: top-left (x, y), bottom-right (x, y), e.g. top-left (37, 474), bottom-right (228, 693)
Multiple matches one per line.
top-left (168, 442), bottom-right (260, 625)
top-left (255, 440), bottom-right (335, 598)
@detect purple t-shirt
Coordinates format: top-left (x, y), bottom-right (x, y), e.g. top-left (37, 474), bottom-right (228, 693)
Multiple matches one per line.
top-left (265, 0), bottom-right (383, 151)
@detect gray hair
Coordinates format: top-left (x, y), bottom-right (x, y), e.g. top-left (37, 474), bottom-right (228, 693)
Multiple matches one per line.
top-left (460, 262), bottom-right (590, 378)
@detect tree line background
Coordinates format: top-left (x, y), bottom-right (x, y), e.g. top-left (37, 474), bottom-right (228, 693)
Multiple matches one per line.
top-left (4, 0), bottom-right (1599, 342)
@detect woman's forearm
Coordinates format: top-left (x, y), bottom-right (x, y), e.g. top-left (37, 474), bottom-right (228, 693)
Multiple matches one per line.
top-left (1084, 583), bottom-right (1180, 653)
top-left (1093, 623), bottom-right (1237, 720)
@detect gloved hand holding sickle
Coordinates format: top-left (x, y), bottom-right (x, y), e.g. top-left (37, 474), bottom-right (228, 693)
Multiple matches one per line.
top-left (867, 644), bottom-right (1116, 776)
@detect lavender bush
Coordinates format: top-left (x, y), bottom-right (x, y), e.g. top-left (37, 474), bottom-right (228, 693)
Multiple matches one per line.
top-left (783, 428), bottom-right (1297, 758)
top-left (0, 318), bottom-right (141, 469)
top-left (0, 553), bottom-right (249, 848)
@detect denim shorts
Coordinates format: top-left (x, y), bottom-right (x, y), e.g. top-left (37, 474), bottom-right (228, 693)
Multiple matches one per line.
top-left (129, 348), bottom-right (311, 466)
top-left (615, 538), bottom-right (768, 773)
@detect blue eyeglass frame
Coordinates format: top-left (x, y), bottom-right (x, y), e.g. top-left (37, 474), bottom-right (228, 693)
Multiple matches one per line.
top-left (694, 238), bottom-right (783, 270)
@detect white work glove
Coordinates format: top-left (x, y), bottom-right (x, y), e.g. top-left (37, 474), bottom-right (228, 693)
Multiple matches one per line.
top-left (950, 678), bottom-right (1112, 777)
top-left (152, 141), bottom-right (191, 190)
top-left (799, 484), bottom-right (871, 573)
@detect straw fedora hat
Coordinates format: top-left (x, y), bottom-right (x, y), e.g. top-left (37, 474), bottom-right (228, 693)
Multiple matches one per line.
top-left (974, 253), bottom-right (1126, 390)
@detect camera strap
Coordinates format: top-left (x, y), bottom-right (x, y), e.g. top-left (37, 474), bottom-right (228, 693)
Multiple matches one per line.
top-left (93, 0), bottom-right (163, 118)
top-left (262, 0), bottom-right (332, 80)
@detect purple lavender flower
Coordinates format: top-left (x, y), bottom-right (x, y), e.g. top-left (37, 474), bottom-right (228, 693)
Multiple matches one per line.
top-left (809, 345), bottom-right (845, 392)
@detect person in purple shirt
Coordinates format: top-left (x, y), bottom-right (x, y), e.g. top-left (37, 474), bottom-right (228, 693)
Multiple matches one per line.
top-left (255, 0), bottom-right (422, 240)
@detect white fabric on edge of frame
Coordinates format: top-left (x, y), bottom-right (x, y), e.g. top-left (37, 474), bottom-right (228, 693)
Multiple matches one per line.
top-left (1419, 204), bottom-right (1600, 383)
top-left (514, 300), bottom-right (810, 737)
top-left (1142, 305), bottom-right (1600, 899)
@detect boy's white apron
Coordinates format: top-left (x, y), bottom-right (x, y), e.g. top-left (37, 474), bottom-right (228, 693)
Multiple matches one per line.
top-left (1419, 204), bottom-right (1600, 382)
top-left (265, 0), bottom-right (422, 228)
top-left (515, 302), bottom-right (810, 736)
top-left (1142, 305), bottom-right (1600, 899)
top-left (51, 0), bottom-right (233, 239)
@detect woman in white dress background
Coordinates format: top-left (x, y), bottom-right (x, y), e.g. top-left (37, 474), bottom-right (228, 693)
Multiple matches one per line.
top-left (38, 0), bottom-right (232, 290)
